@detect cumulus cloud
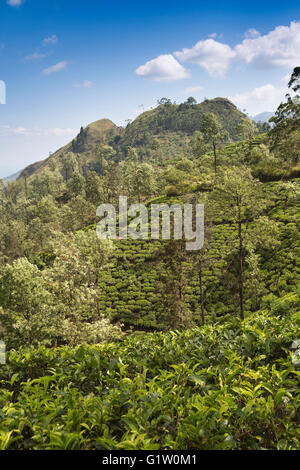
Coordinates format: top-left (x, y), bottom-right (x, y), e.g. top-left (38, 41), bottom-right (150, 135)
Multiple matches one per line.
top-left (135, 54), bottom-right (189, 81)
top-left (7, 0), bottom-right (24, 6)
top-left (235, 21), bottom-right (300, 68)
top-left (137, 22), bottom-right (300, 79)
top-left (174, 39), bottom-right (235, 77)
top-left (229, 83), bottom-right (287, 114)
top-left (43, 61), bottom-right (67, 75)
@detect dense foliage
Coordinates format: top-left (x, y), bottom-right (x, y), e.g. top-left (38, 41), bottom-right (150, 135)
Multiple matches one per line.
top-left (0, 70), bottom-right (299, 450)
top-left (0, 294), bottom-right (299, 450)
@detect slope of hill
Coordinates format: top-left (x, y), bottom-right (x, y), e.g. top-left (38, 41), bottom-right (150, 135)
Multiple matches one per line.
top-left (20, 119), bottom-right (118, 178)
top-left (122, 97), bottom-right (248, 140)
top-left (112, 97), bottom-right (252, 163)
top-left (20, 98), bottom-right (252, 178)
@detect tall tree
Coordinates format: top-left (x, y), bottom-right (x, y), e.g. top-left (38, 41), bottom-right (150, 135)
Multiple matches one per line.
top-left (237, 117), bottom-right (258, 143)
top-left (122, 161), bottom-right (157, 203)
top-left (269, 67), bottom-right (300, 165)
top-left (210, 166), bottom-right (278, 320)
top-left (193, 112), bottom-right (228, 174)
top-left (61, 152), bottom-right (79, 182)
top-left (190, 220), bottom-right (217, 326)
top-left (158, 240), bottom-right (192, 328)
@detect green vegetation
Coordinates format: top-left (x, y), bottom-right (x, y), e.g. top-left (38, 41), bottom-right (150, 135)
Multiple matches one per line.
top-left (0, 295), bottom-right (299, 450)
top-left (0, 69), bottom-right (299, 450)
top-left (19, 97), bottom-right (252, 180)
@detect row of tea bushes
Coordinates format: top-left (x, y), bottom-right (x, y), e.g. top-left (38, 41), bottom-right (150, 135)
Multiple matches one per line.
top-left (0, 292), bottom-right (299, 450)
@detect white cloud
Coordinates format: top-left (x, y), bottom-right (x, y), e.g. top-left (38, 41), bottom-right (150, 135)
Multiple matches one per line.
top-left (208, 32), bottom-right (223, 40)
top-left (13, 126), bottom-right (29, 135)
top-left (235, 21), bottom-right (300, 68)
top-left (140, 21), bottom-right (300, 80)
top-left (174, 39), bottom-right (235, 77)
top-left (8, 126), bottom-right (40, 137)
top-left (22, 35), bottom-right (58, 63)
top-left (22, 51), bottom-right (47, 62)
top-left (7, 0), bottom-right (23, 6)
top-left (44, 128), bottom-right (77, 137)
top-left (74, 80), bottom-right (93, 88)
top-left (183, 85), bottom-right (203, 95)
top-left (229, 83), bottom-right (287, 114)
top-left (43, 35), bottom-right (58, 46)
top-left (135, 54), bottom-right (189, 81)
top-left (0, 125), bottom-right (77, 138)
top-left (244, 28), bottom-right (260, 38)
top-left (13, 126), bottom-right (44, 137)
top-left (43, 61), bottom-right (67, 75)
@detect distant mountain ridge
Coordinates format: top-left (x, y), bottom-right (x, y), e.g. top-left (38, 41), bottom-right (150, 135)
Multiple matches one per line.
top-left (252, 112), bottom-right (274, 123)
top-left (20, 97), bottom-right (253, 179)
top-left (2, 171), bottom-right (21, 183)
top-left (20, 119), bottom-right (118, 178)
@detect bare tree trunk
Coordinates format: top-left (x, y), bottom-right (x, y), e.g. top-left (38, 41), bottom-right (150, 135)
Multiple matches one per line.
top-left (199, 263), bottom-right (205, 326)
top-left (238, 213), bottom-right (245, 320)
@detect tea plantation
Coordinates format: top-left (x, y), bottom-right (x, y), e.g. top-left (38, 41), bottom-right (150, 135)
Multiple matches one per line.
top-left (0, 292), bottom-right (299, 450)
top-left (0, 86), bottom-right (300, 451)
top-left (98, 179), bottom-right (300, 330)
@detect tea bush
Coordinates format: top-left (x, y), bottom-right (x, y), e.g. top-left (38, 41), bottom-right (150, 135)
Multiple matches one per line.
top-left (0, 293), bottom-right (299, 450)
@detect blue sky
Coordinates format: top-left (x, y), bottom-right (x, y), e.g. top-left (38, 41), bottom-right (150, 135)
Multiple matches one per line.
top-left (0, 0), bottom-right (300, 177)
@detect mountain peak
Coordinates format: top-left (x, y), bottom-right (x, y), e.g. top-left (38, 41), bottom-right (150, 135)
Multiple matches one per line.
top-left (20, 97), bottom-right (251, 179)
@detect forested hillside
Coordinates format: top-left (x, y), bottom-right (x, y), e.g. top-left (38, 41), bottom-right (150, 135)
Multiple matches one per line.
top-left (20, 97), bottom-right (251, 179)
top-left (0, 70), bottom-right (299, 450)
